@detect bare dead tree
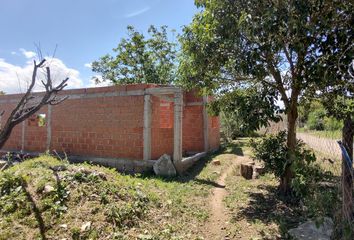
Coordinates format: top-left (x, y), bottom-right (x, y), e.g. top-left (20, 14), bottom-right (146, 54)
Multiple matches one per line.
top-left (0, 59), bottom-right (68, 149)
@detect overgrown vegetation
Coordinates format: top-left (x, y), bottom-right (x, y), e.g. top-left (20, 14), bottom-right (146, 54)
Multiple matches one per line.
top-left (250, 132), bottom-right (335, 200)
top-left (298, 100), bottom-right (343, 133)
top-left (0, 156), bottom-right (215, 239)
top-left (248, 132), bottom-right (347, 239)
top-left (179, 0), bottom-right (353, 196)
top-left (208, 88), bottom-right (281, 142)
top-left (225, 138), bottom-right (342, 239)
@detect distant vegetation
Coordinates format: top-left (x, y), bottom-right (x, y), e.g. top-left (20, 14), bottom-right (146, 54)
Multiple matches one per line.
top-left (92, 25), bottom-right (177, 85)
top-left (298, 100), bottom-right (343, 139)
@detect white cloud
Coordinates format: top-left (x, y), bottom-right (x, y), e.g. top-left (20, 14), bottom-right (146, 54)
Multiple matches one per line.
top-left (19, 48), bottom-right (36, 59)
top-left (0, 57), bottom-right (84, 94)
top-left (84, 63), bottom-right (92, 68)
top-left (124, 6), bottom-right (150, 18)
top-left (11, 51), bottom-right (17, 55)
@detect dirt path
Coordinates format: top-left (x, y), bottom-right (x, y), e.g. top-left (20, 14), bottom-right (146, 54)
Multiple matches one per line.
top-left (203, 156), bottom-right (250, 240)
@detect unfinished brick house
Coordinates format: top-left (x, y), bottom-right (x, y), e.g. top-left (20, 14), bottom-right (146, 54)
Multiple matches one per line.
top-left (0, 84), bottom-right (220, 172)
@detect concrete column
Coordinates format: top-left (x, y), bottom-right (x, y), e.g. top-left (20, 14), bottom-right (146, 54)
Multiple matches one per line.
top-left (203, 96), bottom-right (209, 152)
top-left (46, 105), bottom-right (52, 151)
top-left (21, 121), bottom-right (26, 152)
top-left (173, 91), bottom-right (183, 170)
top-left (143, 95), bottom-right (152, 160)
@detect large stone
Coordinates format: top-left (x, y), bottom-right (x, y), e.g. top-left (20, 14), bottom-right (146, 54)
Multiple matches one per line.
top-left (0, 160), bottom-right (7, 169)
top-left (153, 154), bottom-right (177, 177)
top-left (43, 185), bottom-right (55, 193)
top-left (288, 217), bottom-right (333, 240)
top-left (0, 160), bottom-right (8, 171)
top-left (252, 165), bottom-right (265, 179)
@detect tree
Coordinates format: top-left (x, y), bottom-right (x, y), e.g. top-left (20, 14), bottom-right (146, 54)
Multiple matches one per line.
top-left (92, 25), bottom-right (177, 85)
top-left (0, 59), bottom-right (68, 149)
top-left (179, 0), bottom-right (353, 194)
top-left (307, 0), bottom-right (354, 225)
top-left (208, 87), bottom-right (282, 141)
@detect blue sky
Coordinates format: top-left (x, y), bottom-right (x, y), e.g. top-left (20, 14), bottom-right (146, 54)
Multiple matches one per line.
top-left (0, 0), bottom-right (198, 93)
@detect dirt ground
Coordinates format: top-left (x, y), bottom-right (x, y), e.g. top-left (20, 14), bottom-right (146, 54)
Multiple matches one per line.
top-left (198, 138), bottom-right (304, 240)
top-left (203, 155), bottom-right (252, 240)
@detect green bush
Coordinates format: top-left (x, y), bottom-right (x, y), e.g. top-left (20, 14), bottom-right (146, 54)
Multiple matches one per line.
top-left (323, 116), bottom-right (343, 131)
top-left (307, 109), bottom-right (326, 130)
top-left (220, 111), bottom-right (256, 141)
top-left (250, 131), bottom-right (324, 198)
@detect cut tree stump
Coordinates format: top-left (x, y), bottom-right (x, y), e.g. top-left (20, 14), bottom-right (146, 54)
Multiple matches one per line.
top-left (241, 163), bottom-right (254, 179)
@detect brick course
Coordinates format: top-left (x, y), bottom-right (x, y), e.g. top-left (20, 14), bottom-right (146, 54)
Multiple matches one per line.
top-left (0, 84), bottom-right (220, 161)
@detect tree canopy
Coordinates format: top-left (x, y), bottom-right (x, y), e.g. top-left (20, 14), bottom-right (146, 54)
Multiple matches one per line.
top-left (208, 87), bottom-right (282, 140)
top-left (92, 25), bottom-right (177, 85)
top-left (179, 0), bottom-right (353, 193)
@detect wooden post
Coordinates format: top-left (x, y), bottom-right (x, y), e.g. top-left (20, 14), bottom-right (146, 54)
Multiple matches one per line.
top-left (341, 116), bottom-right (353, 222)
top-left (173, 91), bottom-right (183, 172)
top-left (203, 96), bottom-right (209, 152)
top-left (143, 95), bottom-right (152, 161)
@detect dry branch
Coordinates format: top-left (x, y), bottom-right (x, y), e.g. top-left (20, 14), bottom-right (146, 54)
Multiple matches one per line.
top-left (0, 59), bottom-right (68, 149)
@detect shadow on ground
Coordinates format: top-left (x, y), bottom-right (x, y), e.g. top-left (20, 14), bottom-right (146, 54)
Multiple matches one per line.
top-left (137, 140), bottom-right (247, 188)
top-left (232, 184), bottom-right (305, 238)
top-left (223, 141), bottom-right (245, 156)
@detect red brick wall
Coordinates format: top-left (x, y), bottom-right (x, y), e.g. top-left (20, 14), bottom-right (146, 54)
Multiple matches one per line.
top-left (25, 106), bottom-right (48, 153)
top-left (50, 95), bottom-right (144, 159)
top-left (151, 96), bottom-right (174, 159)
top-left (0, 85), bottom-right (220, 160)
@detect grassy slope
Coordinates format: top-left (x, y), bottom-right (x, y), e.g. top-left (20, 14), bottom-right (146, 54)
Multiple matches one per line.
top-left (1, 139), bottom-right (341, 239)
top-left (0, 156), bottom-right (212, 240)
top-left (0, 148), bottom-right (237, 240)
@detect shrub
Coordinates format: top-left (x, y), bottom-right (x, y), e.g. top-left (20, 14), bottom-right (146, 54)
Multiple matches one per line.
top-left (323, 116), bottom-right (343, 131)
top-left (250, 131), bottom-right (325, 198)
top-left (307, 109), bottom-right (326, 130)
top-left (220, 111), bottom-right (255, 141)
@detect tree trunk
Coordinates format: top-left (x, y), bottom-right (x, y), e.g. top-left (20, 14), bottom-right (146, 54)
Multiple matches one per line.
top-left (280, 106), bottom-right (298, 195)
top-left (0, 128), bottom-right (13, 149)
top-left (341, 116), bottom-right (353, 222)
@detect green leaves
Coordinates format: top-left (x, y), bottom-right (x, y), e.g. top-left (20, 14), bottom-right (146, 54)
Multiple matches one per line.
top-left (250, 131), bottom-right (324, 199)
top-left (208, 87), bottom-right (282, 136)
top-left (180, 0), bottom-right (353, 109)
top-left (92, 25), bottom-right (177, 85)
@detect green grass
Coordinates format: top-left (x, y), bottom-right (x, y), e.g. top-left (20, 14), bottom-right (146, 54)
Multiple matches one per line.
top-left (222, 138), bottom-right (342, 239)
top-left (222, 139), bottom-right (293, 239)
top-left (1, 138), bottom-right (344, 239)
top-left (0, 155), bottom-right (219, 240)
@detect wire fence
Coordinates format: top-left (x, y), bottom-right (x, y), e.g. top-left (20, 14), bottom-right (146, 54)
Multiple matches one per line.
top-left (263, 117), bottom-right (353, 236)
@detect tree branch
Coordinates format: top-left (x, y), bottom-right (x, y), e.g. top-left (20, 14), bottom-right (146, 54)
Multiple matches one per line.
top-left (265, 55), bottom-right (289, 109)
top-left (283, 45), bottom-right (296, 78)
top-left (0, 59), bottom-right (69, 149)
